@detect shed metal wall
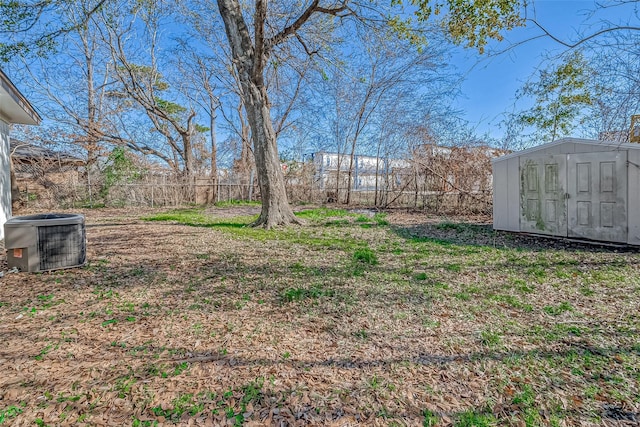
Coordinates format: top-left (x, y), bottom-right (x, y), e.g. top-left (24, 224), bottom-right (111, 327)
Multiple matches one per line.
top-left (493, 157), bottom-right (521, 232)
top-left (627, 149), bottom-right (640, 245)
top-left (492, 138), bottom-right (640, 245)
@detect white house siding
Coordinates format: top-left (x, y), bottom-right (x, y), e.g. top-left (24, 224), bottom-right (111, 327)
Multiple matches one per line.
top-left (0, 119), bottom-right (10, 240)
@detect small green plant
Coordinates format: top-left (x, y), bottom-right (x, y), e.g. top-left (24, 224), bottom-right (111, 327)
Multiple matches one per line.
top-left (422, 409), bottom-right (439, 426)
top-left (151, 393), bottom-right (198, 422)
top-left (453, 292), bottom-right (471, 301)
top-left (281, 285), bottom-right (333, 302)
top-left (455, 410), bottom-right (496, 427)
top-left (114, 376), bottom-right (136, 398)
top-left (579, 286), bottom-right (595, 296)
top-left (445, 263), bottom-right (462, 272)
top-left (173, 362), bottom-right (189, 376)
top-left (414, 272), bottom-right (428, 281)
top-left (480, 329), bottom-right (501, 347)
top-left (373, 212), bottom-right (389, 226)
top-left (353, 248), bottom-right (378, 265)
top-left (543, 302), bottom-right (573, 316)
top-left (353, 329), bottom-right (369, 340)
top-left (510, 384), bottom-right (543, 426)
top-left (0, 405), bottom-right (24, 424)
top-left (101, 319), bottom-right (118, 327)
top-left (132, 419), bottom-right (158, 427)
top-left (34, 344), bottom-right (54, 361)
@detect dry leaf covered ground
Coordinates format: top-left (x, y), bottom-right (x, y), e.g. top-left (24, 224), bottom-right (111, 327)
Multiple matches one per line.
top-left (0, 206), bottom-right (639, 426)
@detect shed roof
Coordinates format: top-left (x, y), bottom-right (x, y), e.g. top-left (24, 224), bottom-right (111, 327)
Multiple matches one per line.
top-left (10, 139), bottom-right (84, 165)
top-left (492, 137), bottom-right (640, 163)
top-left (0, 68), bottom-right (41, 125)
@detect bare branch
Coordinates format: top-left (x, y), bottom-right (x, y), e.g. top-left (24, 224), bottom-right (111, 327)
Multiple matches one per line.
top-left (529, 18), bottom-right (640, 49)
top-left (266, 0), bottom-right (351, 49)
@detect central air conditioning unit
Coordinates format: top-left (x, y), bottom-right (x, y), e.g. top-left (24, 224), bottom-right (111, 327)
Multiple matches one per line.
top-left (4, 213), bottom-right (86, 272)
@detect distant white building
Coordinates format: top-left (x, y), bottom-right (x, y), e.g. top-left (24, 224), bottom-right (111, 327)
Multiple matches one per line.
top-left (311, 151), bottom-right (410, 191)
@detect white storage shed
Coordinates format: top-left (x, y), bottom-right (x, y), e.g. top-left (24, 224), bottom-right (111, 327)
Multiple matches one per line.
top-left (492, 137), bottom-right (640, 245)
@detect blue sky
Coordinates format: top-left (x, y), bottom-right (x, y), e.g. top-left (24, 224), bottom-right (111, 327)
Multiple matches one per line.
top-left (452, 0), bottom-right (638, 141)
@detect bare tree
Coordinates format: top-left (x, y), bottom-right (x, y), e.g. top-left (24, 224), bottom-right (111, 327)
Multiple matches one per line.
top-left (99, 2), bottom-right (200, 176)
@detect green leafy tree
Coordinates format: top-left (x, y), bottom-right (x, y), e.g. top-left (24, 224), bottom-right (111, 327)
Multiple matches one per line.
top-left (517, 51), bottom-right (594, 143)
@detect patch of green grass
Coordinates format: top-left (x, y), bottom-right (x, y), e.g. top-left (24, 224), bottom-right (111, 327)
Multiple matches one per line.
top-left (34, 344), bottom-right (54, 361)
top-left (143, 208), bottom-right (255, 229)
top-left (445, 263), bottom-right (462, 272)
top-left (580, 286), bottom-right (595, 296)
top-left (491, 294), bottom-right (533, 312)
top-left (480, 329), bottom-right (502, 347)
top-left (281, 285), bottom-right (335, 302)
top-left (422, 409), bottom-right (439, 426)
top-left (511, 384), bottom-right (542, 426)
top-left (132, 419), bottom-right (158, 427)
top-left (101, 319), bottom-right (118, 327)
top-left (295, 208), bottom-right (350, 221)
top-left (453, 292), bottom-right (471, 301)
top-left (414, 272), bottom-right (428, 281)
top-left (0, 405), bottom-right (24, 424)
top-left (373, 212), bottom-right (389, 226)
top-left (114, 375), bottom-right (136, 398)
top-left (214, 199), bottom-right (261, 208)
top-left (543, 302), bottom-right (573, 316)
top-left (151, 393), bottom-right (200, 422)
top-left (454, 409), bottom-right (496, 427)
top-left (93, 289), bottom-right (119, 300)
top-left (353, 248), bottom-right (378, 265)
top-left (144, 208), bottom-right (210, 224)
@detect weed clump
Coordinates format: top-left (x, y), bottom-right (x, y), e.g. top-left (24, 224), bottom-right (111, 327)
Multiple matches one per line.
top-left (353, 248), bottom-right (378, 265)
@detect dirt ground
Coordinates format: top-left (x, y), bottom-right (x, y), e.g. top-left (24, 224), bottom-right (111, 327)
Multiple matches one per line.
top-left (0, 206), bottom-right (638, 426)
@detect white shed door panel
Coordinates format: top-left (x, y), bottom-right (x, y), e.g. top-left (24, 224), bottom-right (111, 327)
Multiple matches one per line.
top-left (519, 155), bottom-right (567, 236)
top-left (567, 152), bottom-right (627, 243)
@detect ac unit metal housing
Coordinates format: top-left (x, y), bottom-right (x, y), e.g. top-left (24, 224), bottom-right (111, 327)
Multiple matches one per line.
top-left (4, 213), bottom-right (86, 272)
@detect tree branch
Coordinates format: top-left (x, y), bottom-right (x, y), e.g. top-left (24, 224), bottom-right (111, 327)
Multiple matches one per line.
top-left (267, 0), bottom-right (350, 49)
top-left (529, 18), bottom-right (640, 49)
top-left (253, 0), bottom-right (267, 81)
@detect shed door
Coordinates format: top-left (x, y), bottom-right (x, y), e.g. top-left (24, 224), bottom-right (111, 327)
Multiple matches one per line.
top-left (567, 152), bottom-right (627, 242)
top-left (520, 155), bottom-right (567, 236)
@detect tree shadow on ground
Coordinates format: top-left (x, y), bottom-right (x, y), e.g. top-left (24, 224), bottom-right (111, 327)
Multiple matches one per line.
top-left (391, 221), bottom-right (640, 253)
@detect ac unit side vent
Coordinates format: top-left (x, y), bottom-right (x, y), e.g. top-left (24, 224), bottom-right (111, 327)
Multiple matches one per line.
top-left (37, 224), bottom-right (86, 271)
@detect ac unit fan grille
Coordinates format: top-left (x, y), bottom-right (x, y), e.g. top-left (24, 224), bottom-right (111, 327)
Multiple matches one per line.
top-left (37, 224), bottom-right (86, 271)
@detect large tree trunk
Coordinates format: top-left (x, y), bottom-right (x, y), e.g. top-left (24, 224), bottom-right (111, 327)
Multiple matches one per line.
top-left (217, 0), bottom-right (300, 228)
top-left (243, 81), bottom-right (300, 227)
